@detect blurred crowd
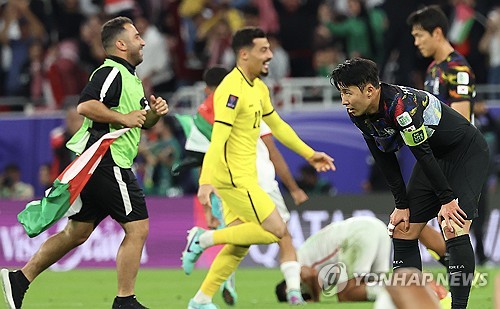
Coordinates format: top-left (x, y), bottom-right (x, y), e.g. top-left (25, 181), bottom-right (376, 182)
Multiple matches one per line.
top-left (1, 0), bottom-right (500, 198)
top-left (0, 0), bottom-right (499, 112)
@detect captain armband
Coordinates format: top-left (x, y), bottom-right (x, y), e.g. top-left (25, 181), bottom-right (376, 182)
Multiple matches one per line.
top-left (399, 124), bottom-right (428, 146)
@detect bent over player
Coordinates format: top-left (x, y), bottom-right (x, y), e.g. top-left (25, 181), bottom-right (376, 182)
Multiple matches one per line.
top-left (331, 58), bottom-right (488, 309)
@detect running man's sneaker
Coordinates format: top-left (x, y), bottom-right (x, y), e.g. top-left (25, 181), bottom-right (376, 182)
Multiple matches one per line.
top-left (221, 279), bottom-right (238, 306)
top-left (286, 289), bottom-right (306, 305)
top-left (182, 227), bottom-right (206, 275)
top-left (1, 269), bottom-right (29, 309)
top-left (112, 295), bottom-right (148, 309)
top-left (188, 298), bottom-right (219, 309)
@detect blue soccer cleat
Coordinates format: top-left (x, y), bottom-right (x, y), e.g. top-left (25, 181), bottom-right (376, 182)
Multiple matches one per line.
top-left (188, 298), bottom-right (219, 309)
top-left (182, 227), bottom-right (206, 275)
top-left (287, 289), bottom-right (306, 305)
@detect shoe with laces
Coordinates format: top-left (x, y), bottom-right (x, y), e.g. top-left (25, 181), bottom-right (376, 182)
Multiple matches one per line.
top-left (1, 269), bottom-right (29, 309)
top-left (187, 298), bottom-right (218, 309)
top-left (181, 227), bottom-right (206, 275)
top-left (112, 295), bottom-right (148, 309)
top-left (286, 289), bottom-right (306, 305)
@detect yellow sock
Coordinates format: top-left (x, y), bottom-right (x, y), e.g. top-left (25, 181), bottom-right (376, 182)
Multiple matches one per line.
top-left (212, 222), bottom-right (279, 246)
top-left (200, 245), bottom-right (249, 296)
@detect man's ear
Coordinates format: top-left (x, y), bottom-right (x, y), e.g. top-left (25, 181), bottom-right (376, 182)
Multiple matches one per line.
top-left (432, 27), bottom-right (444, 39)
top-left (115, 39), bottom-right (126, 52)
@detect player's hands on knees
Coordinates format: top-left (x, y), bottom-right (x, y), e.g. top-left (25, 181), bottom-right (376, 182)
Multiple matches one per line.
top-left (307, 151), bottom-right (336, 172)
top-left (388, 208), bottom-right (410, 237)
top-left (197, 184), bottom-right (219, 208)
top-left (123, 110), bottom-right (147, 128)
top-left (438, 199), bottom-right (466, 233)
top-left (149, 95), bottom-right (169, 116)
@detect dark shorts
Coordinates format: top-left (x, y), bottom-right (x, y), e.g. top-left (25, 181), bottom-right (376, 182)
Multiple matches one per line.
top-left (407, 130), bottom-right (489, 223)
top-left (70, 165), bottom-right (148, 226)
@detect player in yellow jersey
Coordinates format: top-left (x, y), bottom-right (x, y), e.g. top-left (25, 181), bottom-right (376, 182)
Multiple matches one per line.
top-left (182, 27), bottom-right (335, 309)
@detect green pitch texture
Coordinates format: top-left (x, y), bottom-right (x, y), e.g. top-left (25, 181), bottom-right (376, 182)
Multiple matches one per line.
top-left (7, 267), bottom-right (498, 308)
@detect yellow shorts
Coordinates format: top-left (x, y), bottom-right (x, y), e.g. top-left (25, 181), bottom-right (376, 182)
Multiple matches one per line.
top-left (218, 184), bottom-right (275, 225)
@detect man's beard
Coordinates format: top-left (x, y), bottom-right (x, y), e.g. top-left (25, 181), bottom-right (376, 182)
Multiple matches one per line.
top-left (260, 71), bottom-right (269, 77)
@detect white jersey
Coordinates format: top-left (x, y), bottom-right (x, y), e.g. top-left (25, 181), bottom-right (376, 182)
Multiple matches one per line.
top-left (297, 217), bottom-right (390, 278)
top-left (256, 121), bottom-right (278, 191)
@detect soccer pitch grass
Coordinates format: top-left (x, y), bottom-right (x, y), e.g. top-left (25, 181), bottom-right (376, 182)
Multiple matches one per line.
top-left (9, 267), bottom-right (499, 308)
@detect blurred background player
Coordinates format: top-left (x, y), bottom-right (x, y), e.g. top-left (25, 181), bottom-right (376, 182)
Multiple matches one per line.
top-left (174, 65), bottom-right (311, 305)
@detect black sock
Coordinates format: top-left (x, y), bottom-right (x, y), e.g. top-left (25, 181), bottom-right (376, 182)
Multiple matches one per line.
top-left (114, 295), bottom-right (136, 304)
top-left (392, 238), bottom-right (422, 271)
top-left (438, 252), bottom-right (450, 268)
top-left (14, 271), bottom-right (30, 290)
top-left (446, 234), bottom-right (475, 309)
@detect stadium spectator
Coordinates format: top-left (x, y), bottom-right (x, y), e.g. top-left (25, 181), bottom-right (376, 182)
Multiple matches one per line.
top-left (317, 0), bottom-right (387, 65)
top-left (0, 163), bottom-right (34, 200)
top-left (331, 58), bottom-right (489, 309)
top-left (79, 15), bottom-right (106, 75)
top-left (295, 164), bottom-right (335, 196)
top-left (134, 15), bottom-right (175, 98)
top-left (181, 27), bottom-right (335, 309)
top-left (479, 6), bottom-right (500, 100)
top-left (0, 16), bottom-right (169, 309)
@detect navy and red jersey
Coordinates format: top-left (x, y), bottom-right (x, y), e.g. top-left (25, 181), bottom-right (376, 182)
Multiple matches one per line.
top-left (424, 51), bottom-right (475, 107)
top-left (350, 83), bottom-right (476, 209)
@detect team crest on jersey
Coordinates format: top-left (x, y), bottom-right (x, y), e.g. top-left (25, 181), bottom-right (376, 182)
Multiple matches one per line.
top-left (457, 72), bottom-right (469, 85)
top-left (226, 94), bottom-right (238, 109)
top-left (396, 112), bottom-right (412, 127)
top-left (412, 131), bottom-right (425, 144)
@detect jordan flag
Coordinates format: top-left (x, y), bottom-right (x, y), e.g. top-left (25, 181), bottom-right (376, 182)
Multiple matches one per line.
top-left (18, 128), bottom-right (130, 237)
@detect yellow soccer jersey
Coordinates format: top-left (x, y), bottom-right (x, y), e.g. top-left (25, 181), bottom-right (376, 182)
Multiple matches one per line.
top-left (207, 67), bottom-right (272, 187)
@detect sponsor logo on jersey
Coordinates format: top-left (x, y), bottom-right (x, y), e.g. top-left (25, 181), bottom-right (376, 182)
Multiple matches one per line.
top-left (412, 131), bottom-right (425, 144)
top-left (396, 112), bottom-right (412, 127)
top-left (457, 85), bottom-right (469, 95)
top-left (456, 72), bottom-right (470, 84)
top-left (226, 95), bottom-right (238, 109)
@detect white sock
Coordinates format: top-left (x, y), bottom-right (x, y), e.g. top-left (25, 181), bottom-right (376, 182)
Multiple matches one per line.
top-left (199, 230), bottom-right (214, 249)
top-left (193, 290), bottom-right (212, 304)
top-left (365, 284), bottom-right (384, 301)
top-left (280, 261), bottom-right (301, 291)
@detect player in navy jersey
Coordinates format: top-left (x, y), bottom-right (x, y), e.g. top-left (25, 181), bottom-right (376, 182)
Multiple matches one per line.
top-left (331, 58), bottom-right (488, 309)
top-left (407, 5), bottom-right (475, 122)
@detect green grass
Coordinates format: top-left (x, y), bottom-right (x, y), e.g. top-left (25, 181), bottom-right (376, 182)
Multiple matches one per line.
top-left (8, 267), bottom-right (499, 308)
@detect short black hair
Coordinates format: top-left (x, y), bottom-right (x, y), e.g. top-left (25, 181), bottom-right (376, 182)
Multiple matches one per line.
top-left (275, 280), bottom-right (312, 303)
top-left (407, 5), bottom-right (449, 36)
top-left (101, 16), bottom-right (133, 51)
top-left (231, 27), bottom-right (266, 55)
top-left (330, 58), bottom-right (380, 91)
top-left (203, 66), bottom-right (229, 88)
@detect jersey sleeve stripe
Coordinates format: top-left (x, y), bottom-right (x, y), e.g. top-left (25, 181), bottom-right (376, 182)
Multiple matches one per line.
top-left (215, 120), bottom-right (233, 127)
top-left (99, 67), bottom-right (120, 102)
top-left (262, 109), bottom-right (275, 117)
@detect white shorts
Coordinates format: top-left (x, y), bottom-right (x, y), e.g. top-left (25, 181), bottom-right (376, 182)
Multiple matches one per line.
top-left (265, 181), bottom-right (290, 223)
top-left (348, 220), bottom-right (391, 275)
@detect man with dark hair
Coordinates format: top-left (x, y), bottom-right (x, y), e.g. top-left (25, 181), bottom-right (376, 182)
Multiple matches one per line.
top-left (1, 16), bottom-right (169, 309)
top-left (330, 58), bottom-right (488, 309)
top-left (407, 5), bottom-right (475, 122)
top-left (181, 27), bottom-right (335, 309)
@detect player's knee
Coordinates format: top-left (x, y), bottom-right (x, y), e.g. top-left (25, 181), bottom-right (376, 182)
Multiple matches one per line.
top-left (392, 224), bottom-right (420, 240)
top-left (440, 221), bottom-right (466, 240)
